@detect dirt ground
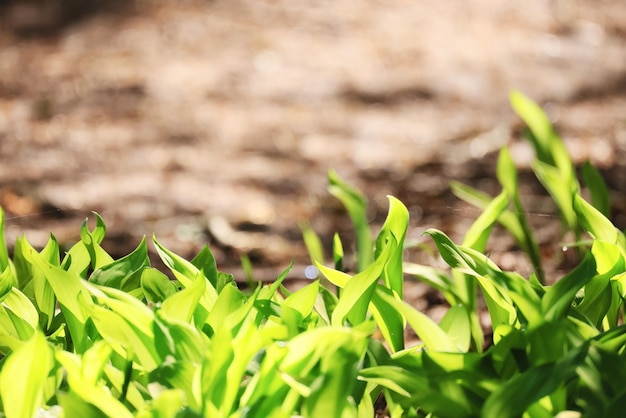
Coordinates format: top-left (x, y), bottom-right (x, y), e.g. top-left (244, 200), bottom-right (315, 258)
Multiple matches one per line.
top-left (1, 0), bottom-right (625, 310)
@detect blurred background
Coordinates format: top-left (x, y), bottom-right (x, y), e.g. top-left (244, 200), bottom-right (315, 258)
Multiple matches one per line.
top-left (1, 0), bottom-right (625, 287)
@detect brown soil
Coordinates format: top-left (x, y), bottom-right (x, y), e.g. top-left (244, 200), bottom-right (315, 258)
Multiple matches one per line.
top-left (1, 0), bottom-right (625, 316)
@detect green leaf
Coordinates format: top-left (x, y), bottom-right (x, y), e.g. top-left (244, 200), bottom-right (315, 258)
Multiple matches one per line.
top-left (316, 262), bottom-right (351, 288)
top-left (89, 237), bottom-right (149, 292)
top-left (149, 389), bottom-right (187, 418)
top-left (300, 221), bottom-right (325, 265)
top-left (450, 180), bottom-right (493, 208)
top-left (200, 326), bottom-right (240, 413)
top-left (331, 236), bottom-right (396, 326)
top-left (483, 344), bottom-right (587, 418)
top-left (21, 238), bottom-right (91, 325)
top-left (56, 348), bottom-right (134, 418)
top-left (86, 302), bottom-right (159, 370)
top-left (0, 208), bottom-right (9, 273)
top-left (328, 170), bottom-right (373, 271)
top-left (593, 324), bottom-right (626, 353)
top-left (451, 181), bottom-right (538, 273)
top-left (150, 359), bottom-right (201, 412)
top-left (376, 289), bottom-right (458, 352)
top-left (0, 266), bottom-right (14, 303)
top-left (80, 215), bottom-right (114, 269)
top-left (33, 236), bottom-right (59, 330)
top-left (154, 311), bottom-right (207, 363)
top-left (283, 280), bottom-right (319, 318)
top-left (403, 263), bottom-right (459, 305)
top-left (439, 305), bottom-right (472, 352)
top-left (456, 190), bottom-right (508, 327)
top-left (526, 320), bottom-right (571, 365)
top-left (0, 331), bottom-right (51, 418)
top-left (141, 268), bottom-right (177, 305)
top-left (61, 240), bottom-right (91, 278)
top-left (533, 161), bottom-right (578, 231)
top-left (375, 196), bottom-right (409, 298)
top-left (582, 161), bottom-right (611, 217)
top-left (511, 91), bottom-right (580, 234)
top-left (1, 287), bottom-right (39, 335)
top-left (576, 273), bottom-right (613, 329)
top-left (85, 283), bottom-right (160, 369)
top-left (153, 237), bottom-right (218, 307)
top-left (39, 233), bottom-right (61, 266)
top-left (280, 326), bottom-right (370, 373)
top-left (57, 392), bottom-right (108, 418)
top-left (496, 147), bottom-right (519, 196)
top-left (62, 216), bottom-right (106, 276)
top-left (497, 147), bottom-right (544, 280)
top-left (576, 241), bottom-right (625, 328)
top-left (276, 326), bottom-right (371, 417)
top-left (80, 340), bottom-right (114, 386)
top-left (160, 270), bottom-right (206, 325)
top-left (574, 194), bottom-right (620, 245)
top-left (509, 90), bottom-right (557, 164)
top-left (370, 286), bottom-right (405, 353)
top-left (423, 229), bottom-right (480, 273)
top-left (303, 343), bottom-right (365, 418)
top-left (190, 245), bottom-right (219, 290)
top-left (471, 271), bottom-right (517, 331)
top-left (333, 233), bottom-right (344, 272)
top-left (0, 315), bottom-right (31, 354)
top-left (591, 240), bottom-right (623, 279)
top-left (542, 248), bottom-right (599, 322)
top-left (462, 191), bottom-right (508, 253)
top-left (216, 272), bottom-right (235, 294)
top-left (257, 262), bottom-right (292, 301)
top-left (206, 283), bottom-right (246, 333)
top-left (103, 362), bottom-right (145, 411)
top-left (11, 237), bottom-right (32, 290)
top-left (603, 278), bottom-right (625, 329)
top-left (12, 235), bottom-right (56, 331)
top-left (358, 366), bottom-right (414, 397)
top-left (575, 342), bottom-right (626, 416)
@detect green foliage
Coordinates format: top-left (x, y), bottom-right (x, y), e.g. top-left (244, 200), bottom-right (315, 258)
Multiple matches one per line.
top-left (0, 92), bottom-right (624, 417)
top-left (0, 212), bottom-right (383, 417)
top-left (328, 169), bottom-right (374, 271)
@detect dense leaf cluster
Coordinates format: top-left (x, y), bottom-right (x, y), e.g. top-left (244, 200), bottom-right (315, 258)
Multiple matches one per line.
top-left (0, 92), bottom-right (625, 417)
